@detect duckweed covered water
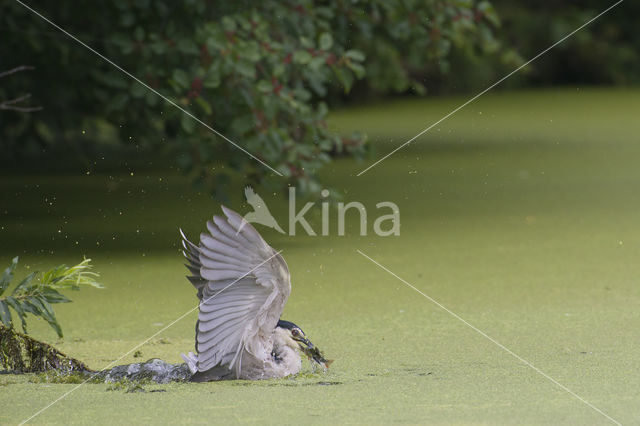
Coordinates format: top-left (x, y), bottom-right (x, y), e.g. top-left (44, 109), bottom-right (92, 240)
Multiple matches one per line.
top-left (1, 88), bottom-right (640, 424)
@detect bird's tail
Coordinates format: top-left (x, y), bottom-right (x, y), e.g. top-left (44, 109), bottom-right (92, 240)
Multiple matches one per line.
top-left (181, 351), bottom-right (198, 374)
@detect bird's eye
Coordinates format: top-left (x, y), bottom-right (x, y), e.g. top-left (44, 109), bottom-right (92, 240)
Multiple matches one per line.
top-left (291, 329), bottom-right (299, 337)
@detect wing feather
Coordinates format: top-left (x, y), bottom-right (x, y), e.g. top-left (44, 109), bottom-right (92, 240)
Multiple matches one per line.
top-left (212, 216), bottom-right (253, 247)
top-left (198, 319), bottom-right (248, 348)
top-left (199, 233), bottom-right (253, 263)
top-left (206, 220), bottom-right (249, 249)
top-left (222, 206), bottom-right (267, 245)
top-left (200, 249), bottom-right (247, 269)
top-left (198, 310), bottom-right (248, 333)
top-left (181, 206), bottom-right (290, 377)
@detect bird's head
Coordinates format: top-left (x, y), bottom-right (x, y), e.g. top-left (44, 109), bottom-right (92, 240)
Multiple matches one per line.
top-left (276, 320), bottom-right (333, 369)
top-left (276, 320), bottom-right (313, 351)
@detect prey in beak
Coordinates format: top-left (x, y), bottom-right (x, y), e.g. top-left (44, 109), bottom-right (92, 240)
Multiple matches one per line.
top-left (278, 319), bottom-right (333, 370)
top-left (291, 328), bottom-right (333, 370)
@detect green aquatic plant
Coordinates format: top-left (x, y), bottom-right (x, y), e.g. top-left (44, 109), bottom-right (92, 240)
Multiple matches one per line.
top-left (0, 256), bottom-right (103, 337)
top-left (0, 257), bottom-right (102, 374)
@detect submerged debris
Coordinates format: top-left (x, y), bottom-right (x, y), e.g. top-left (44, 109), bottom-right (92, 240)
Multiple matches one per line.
top-left (96, 358), bottom-right (191, 384)
top-left (25, 359), bottom-right (192, 385)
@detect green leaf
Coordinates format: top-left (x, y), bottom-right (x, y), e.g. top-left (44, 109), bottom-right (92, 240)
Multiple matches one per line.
top-left (256, 80), bottom-right (272, 93)
top-left (308, 78), bottom-right (327, 96)
top-left (11, 271), bottom-right (37, 296)
top-left (293, 87), bottom-right (311, 101)
top-left (0, 256), bottom-right (18, 296)
top-left (36, 295), bottom-right (57, 319)
top-left (0, 300), bottom-right (11, 327)
top-left (181, 114), bottom-right (196, 133)
top-left (203, 72), bottom-right (221, 89)
top-left (34, 296), bottom-right (63, 337)
top-left (222, 16), bottom-right (236, 32)
top-left (21, 299), bottom-right (38, 315)
top-left (299, 36), bottom-right (313, 49)
top-left (24, 297), bottom-right (44, 317)
top-left (151, 41), bottom-right (166, 55)
top-left (42, 259), bottom-right (102, 289)
top-left (41, 265), bottom-right (65, 286)
top-left (478, 1), bottom-right (500, 26)
top-left (347, 62), bottom-right (366, 79)
top-left (230, 114), bottom-right (255, 134)
top-left (172, 69), bottom-right (190, 88)
top-left (272, 63), bottom-right (285, 77)
top-left (237, 41), bottom-right (260, 62)
top-left (5, 297), bottom-right (27, 333)
top-left (293, 50), bottom-right (312, 64)
top-left (177, 39), bottom-right (199, 55)
top-left (235, 60), bottom-right (256, 79)
top-left (345, 49), bottom-right (365, 62)
top-left (47, 319), bottom-right (63, 338)
top-left (195, 97), bottom-right (212, 115)
top-left (319, 33), bottom-right (333, 50)
top-left (309, 56), bottom-right (326, 72)
top-left (41, 287), bottom-right (72, 304)
top-left (34, 121), bottom-right (56, 144)
top-left (333, 67), bottom-right (355, 93)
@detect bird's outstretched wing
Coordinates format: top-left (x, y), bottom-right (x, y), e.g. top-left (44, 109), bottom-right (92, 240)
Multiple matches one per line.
top-left (181, 206), bottom-right (290, 376)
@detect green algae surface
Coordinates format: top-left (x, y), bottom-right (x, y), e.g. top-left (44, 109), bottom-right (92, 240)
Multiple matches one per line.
top-left (1, 88), bottom-right (640, 424)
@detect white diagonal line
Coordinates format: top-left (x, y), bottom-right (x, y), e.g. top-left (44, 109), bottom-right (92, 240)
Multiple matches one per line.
top-left (13, 0), bottom-right (283, 177)
top-left (356, 0), bottom-right (624, 176)
top-left (19, 249), bottom-right (283, 425)
top-left (356, 249), bottom-right (622, 426)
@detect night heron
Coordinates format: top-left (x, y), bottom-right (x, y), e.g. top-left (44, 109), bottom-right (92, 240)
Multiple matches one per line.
top-left (179, 206), bottom-right (329, 381)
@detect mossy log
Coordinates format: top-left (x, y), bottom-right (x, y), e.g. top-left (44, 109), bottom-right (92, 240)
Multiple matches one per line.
top-left (0, 325), bottom-right (92, 374)
top-left (1, 326), bottom-right (191, 383)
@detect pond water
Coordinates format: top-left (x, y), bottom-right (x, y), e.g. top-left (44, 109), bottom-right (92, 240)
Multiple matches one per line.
top-left (1, 88), bottom-right (639, 424)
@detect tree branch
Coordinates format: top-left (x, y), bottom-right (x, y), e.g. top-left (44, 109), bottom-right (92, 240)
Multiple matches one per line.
top-left (0, 65), bottom-right (35, 79)
top-left (0, 66), bottom-right (42, 112)
top-left (0, 94), bottom-right (42, 112)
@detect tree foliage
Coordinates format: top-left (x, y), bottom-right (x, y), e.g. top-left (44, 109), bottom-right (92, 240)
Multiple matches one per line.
top-left (1, 0), bottom-right (503, 197)
top-left (0, 257), bottom-right (103, 338)
top-left (414, 1), bottom-right (640, 94)
top-left (490, 0), bottom-right (640, 87)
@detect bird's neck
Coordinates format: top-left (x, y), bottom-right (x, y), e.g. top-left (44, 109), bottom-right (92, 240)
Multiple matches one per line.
top-left (268, 328), bottom-right (302, 376)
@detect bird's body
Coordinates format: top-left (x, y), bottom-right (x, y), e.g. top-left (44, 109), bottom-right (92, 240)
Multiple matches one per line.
top-left (180, 206), bottom-right (322, 381)
top-left (182, 327), bottom-right (303, 381)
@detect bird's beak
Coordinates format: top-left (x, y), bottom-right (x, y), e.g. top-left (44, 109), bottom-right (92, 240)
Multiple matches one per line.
top-left (293, 335), bottom-right (314, 351)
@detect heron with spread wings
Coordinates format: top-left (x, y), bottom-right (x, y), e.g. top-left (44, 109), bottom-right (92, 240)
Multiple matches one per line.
top-left (180, 206), bottom-right (329, 381)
